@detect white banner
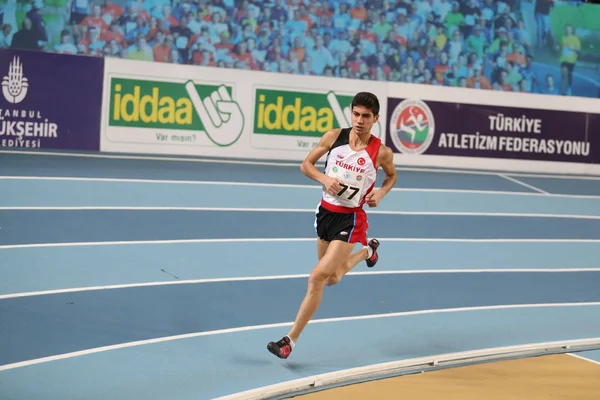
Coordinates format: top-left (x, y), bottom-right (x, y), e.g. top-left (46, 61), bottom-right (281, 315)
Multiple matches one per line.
top-left (100, 58), bottom-right (388, 162)
top-left (100, 58), bottom-right (600, 174)
top-left (384, 81), bottom-right (600, 175)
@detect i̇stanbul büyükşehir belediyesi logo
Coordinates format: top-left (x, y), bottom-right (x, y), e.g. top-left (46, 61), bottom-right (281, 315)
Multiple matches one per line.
top-left (2, 56), bottom-right (29, 104)
top-left (0, 55), bottom-right (58, 148)
top-left (389, 99), bottom-right (435, 155)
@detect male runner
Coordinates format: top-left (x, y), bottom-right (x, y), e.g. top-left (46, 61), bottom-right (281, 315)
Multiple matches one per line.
top-left (267, 92), bottom-right (397, 359)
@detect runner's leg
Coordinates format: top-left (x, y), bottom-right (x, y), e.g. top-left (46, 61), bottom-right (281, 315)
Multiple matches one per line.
top-left (326, 209), bottom-right (374, 285)
top-left (287, 240), bottom-right (356, 343)
top-left (326, 246), bottom-right (369, 286)
top-left (317, 238), bottom-right (329, 260)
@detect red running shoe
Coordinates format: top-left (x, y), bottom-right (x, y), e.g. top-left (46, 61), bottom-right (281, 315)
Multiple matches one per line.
top-left (267, 336), bottom-right (293, 359)
top-left (366, 238), bottom-right (380, 268)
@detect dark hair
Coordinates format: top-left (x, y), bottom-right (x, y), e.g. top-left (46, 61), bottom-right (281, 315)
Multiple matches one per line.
top-left (351, 92), bottom-right (380, 116)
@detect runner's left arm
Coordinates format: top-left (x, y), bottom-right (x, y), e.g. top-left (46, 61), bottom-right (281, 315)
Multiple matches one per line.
top-left (365, 145), bottom-right (397, 207)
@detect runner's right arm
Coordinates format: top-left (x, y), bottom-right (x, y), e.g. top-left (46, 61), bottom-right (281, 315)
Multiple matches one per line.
top-left (300, 128), bottom-right (343, 196)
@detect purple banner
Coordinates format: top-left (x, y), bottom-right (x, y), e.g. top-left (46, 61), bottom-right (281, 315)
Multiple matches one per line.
top-left (386, 97), bottom-right (600, 164)
top-left (0, 49), bottom-right (103, 151)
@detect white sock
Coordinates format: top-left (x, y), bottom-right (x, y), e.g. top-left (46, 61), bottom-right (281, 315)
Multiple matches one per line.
top-left (365, 245), bottom-right (373, 258)
top-left (286, 335), bottom-right (296, 349)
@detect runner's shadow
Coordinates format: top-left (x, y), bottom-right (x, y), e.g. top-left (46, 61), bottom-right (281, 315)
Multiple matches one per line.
top-left (281, 362), bottom-right (330, 374)
top-left (232, 354), bottom-right (273, 367)
top-left (281, 362), bottom-right (315, 372)
top-left (281, 355), bottom-right (363, 374)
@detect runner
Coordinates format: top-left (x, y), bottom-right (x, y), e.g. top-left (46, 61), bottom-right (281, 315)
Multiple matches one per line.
top-left (267, 92), bottom-right (398, 359)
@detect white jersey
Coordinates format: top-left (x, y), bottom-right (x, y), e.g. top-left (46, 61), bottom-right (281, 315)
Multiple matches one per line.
top-left (321, 128), bottom-right (381, 211)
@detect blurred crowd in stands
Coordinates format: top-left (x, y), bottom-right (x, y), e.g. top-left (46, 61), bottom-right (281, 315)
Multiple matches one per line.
top-left (1, 0), bottom-right (599, 97)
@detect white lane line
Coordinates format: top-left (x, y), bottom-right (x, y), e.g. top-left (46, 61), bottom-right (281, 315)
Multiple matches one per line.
top-left (2, 206), bottom-right (600, 221)
top-left (0, 150), bottom-right (305, 167)
top-left (1, 268), bottom-right (599, 300)
top-left (2, 237), bottom-right (600, 250)
top-left (508, 172), bottom-right (600, 181)
top-left (1, 302), bottom-right (599, 371)
top-left (216, 337), bottom-right (600, 399)
top-left (2, 150), bottom-right (599, 180)
top-left (498, 174), bottom-right (550, 195)
top-left (0, 176), bottom-right (318, 189)
top-left (2, 176), bottom-right (599, 199)
top-left (567, 353), bottom-right (600, 366)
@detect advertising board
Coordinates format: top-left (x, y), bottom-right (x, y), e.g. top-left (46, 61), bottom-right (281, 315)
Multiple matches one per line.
top-left (0, 49), bottom-right (104, 151)
top-left (100, 58), bottom-right (388, 162)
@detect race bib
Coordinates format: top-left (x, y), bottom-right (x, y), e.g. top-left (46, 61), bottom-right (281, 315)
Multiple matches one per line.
top-left (326, 164), bottom-right (367, 208)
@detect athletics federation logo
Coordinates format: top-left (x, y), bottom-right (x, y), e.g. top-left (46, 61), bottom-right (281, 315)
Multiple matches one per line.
top-left (2, 56), bottom-right (29, 104)
top-left (389, 99), bottom-right (435, 155)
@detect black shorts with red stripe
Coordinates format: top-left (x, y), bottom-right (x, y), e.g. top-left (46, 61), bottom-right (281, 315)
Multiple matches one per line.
top-left (314, 204), bottom-right (368, 246)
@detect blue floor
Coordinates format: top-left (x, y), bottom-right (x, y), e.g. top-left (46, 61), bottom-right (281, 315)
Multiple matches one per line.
top-left (4, 210), bottom-right (600, 245)
top-left (3, 271), bottom-right (599, 366)
top-left (2, 241), bottom-right (600, 297)
top-left (3, 178), bottom-right (600, 215)
top-left (1, 150), bottom-right (599, 400)
top-left (1, 305), bottom-right (598, 400)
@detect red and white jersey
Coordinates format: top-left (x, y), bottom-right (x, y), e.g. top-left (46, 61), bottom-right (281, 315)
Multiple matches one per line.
top-left (321, 128), bottom-right (381, 212)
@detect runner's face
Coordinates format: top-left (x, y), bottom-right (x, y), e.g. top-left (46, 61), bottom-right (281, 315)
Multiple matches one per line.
top-left (351, 106), bottom-right (378, 135)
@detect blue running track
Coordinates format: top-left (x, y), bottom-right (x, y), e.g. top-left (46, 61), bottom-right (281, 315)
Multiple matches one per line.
top-left (1, 150), bottom-right (599, 400)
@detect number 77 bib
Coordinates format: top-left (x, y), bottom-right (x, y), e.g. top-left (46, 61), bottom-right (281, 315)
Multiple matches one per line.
top-left (326, 164), bottom-right (367, 208)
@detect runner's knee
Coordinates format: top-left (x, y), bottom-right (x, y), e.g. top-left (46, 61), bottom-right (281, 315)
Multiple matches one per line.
top-left (325, 274), bottom-right (340, 286)
top-left (308, 268), bottom-right (328, 285)
top-left (327, 259), bottom-right (352, 286)
top-left (308, 264), bottom-right (337, 287)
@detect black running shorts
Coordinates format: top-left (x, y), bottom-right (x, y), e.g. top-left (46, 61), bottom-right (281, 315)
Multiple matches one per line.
top-left (314, 205), bottom-right (368, 246)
